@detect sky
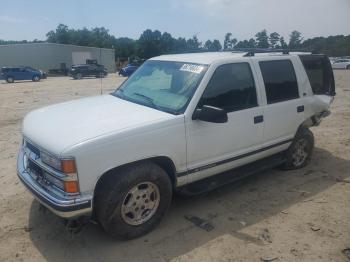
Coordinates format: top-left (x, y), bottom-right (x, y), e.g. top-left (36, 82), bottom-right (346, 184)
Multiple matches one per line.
top-left (0, 0), bottom-right (349, 43)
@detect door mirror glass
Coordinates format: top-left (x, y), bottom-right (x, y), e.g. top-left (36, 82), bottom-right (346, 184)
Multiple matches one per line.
top-left (193, 105), bottom-right (228, 123)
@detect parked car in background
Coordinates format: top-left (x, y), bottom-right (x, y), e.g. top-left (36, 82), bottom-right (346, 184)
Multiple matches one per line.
top-left (1, 66), bottom-right (45, 83)
top-left (24, 67), bottom-right (47, 79)
top-left (331, 59), bottom-right (350, 69)
top-left (70, 64), bottom-right (108, 79)
top-left (118, 62), bottom-right (141, 77)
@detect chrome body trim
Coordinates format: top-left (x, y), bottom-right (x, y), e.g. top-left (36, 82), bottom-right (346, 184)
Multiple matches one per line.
top-left (17, 147), bottom-right (92, 218)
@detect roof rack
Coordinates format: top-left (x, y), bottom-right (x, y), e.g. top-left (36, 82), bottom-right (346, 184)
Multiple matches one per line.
top-left (229, 48), bottom-right (314, 57)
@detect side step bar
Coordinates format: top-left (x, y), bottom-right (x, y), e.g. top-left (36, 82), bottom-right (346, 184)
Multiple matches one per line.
top-left (176, 152), bottom-right (286, 196)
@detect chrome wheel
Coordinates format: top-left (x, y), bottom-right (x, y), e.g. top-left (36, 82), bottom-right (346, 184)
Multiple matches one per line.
top-left (121, 182), bottom-right (160, 226)
top-left (292, 139), bottom-right (309, 167)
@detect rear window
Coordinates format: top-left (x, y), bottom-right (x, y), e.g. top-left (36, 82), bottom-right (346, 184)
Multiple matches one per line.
top-left (259, 60), bottom-right (299, 104)
top-left (299, 55), bottom-right (335, 96)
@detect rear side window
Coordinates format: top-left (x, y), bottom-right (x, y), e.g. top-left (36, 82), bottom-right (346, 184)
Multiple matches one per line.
top-left (299, 55), bottom-right (335, 96)
top-left (198, 63), bottom-right (258, 112)
top-left (259, 60), bottom-right (299, 104)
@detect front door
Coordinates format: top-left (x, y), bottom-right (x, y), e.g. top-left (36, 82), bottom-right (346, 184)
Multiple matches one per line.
top-left (185, 62), bottom-right (264, 183)
top-left (13, 68), bottom-right (26, 80)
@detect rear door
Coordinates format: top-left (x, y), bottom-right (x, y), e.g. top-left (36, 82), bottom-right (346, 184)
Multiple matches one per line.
top-left (253, 58), bottom-right (305, 151)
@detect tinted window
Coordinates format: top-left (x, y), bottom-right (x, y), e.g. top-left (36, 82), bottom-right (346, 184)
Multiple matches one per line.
top-left (259, 60), bottom-right (299, 104)
top-left (300, 55), bottom-right (335, 96)
top-left (198, 63), bottom-right (258, 112)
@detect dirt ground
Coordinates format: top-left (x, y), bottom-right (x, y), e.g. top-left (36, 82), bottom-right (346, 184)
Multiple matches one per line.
top-left (0, 72), bottom-right (349, 262)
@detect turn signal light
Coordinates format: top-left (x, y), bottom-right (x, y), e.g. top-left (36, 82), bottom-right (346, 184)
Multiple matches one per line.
top-left (61, 159), bottom-right (76, 173)
top-left (64, 181), bottom-right (79, 193)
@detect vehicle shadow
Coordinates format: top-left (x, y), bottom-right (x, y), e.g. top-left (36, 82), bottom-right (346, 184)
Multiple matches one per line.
top-left (69, 77), bottom-right (106, 80)
top-left (27, 147), bottom-right (350, 262)
top-left (0, 80), bottom-right (47, 85)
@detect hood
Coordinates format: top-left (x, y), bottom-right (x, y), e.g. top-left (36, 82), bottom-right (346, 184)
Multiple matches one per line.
top-left (23, 95), bottom-right (173, 155)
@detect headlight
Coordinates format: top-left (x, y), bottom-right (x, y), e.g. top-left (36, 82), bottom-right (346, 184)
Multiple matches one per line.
top-left (41, 152), bottom-right (77, 173)
top-left (41, 151), bottom-right (61, 170)
top-left (41, 151), bottom-right (79, 193)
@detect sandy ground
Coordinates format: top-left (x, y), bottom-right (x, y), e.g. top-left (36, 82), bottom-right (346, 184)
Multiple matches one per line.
top-left (0, 72), bottom-right (349, 262)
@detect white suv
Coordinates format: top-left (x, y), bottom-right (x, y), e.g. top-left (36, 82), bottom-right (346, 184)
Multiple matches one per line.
top-left (17, 51), bottom-right (335, 239)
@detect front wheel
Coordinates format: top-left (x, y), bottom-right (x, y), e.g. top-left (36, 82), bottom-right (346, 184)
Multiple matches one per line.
top-left (95, 162), bottom-right (172, 239)
top-left (32, 75), bottom-right (40, 82)
top-left (282, 128), bottom-right (314, 170)
top-left (73, 73), bottom-right (83, 80)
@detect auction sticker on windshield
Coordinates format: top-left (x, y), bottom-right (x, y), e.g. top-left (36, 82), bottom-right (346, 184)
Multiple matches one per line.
top-left (180, 64), bottom-right (204, 74)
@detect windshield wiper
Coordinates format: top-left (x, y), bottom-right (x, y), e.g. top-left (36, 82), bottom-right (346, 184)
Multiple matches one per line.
top-left (133, 92), bottom-right (160, 110)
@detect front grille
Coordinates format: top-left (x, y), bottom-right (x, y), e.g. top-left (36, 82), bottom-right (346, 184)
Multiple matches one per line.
top-left (28, 159), bottom-right (43, 176)
top-left (26, 142), bottom-right (40, 157)
top-left (28, 158), bottom-right (56, 188)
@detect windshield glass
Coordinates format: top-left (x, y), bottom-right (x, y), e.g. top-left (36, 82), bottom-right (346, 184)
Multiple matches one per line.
top-left (112, 60), bottom-right (208, 114)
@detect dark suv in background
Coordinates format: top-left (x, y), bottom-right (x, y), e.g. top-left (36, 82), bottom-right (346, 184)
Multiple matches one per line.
top-left (70, 63), bottom-right (108, 79)
top-left (118, 60), bottom-right (145, 77)
top-left (1, 67), bottom-right (46, 83)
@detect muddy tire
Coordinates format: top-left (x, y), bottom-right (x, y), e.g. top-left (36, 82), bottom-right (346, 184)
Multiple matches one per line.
top-left (282, 128), bottom-right (314, 170)
top-left (95, 162), bottom-right (172, 239)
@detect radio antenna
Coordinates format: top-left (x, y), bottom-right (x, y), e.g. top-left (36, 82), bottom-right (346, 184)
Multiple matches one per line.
top-left (100, 47), bottom-right (102, 95)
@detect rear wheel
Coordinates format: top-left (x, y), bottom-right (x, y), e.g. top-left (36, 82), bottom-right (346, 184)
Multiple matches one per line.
top-left (6, 76), bottom-right (14, 83)
top-left (95, 162), bottom-right (172, 239)
top-left (282, 128), bottom-right (314, 170)
top-left (347, 65), bottom-right (350, 70)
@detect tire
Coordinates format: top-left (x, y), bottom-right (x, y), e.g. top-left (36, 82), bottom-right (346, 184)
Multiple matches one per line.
top-left (6, 76), bottom-right (14, 83)
top-left (73, 73), bottom-right (82, 80)
top-left (32, 75), bottom-right (40, 82)
top-left (95, 162), bottom-right (172, 239)
top-left (347, 65), bottom-right (350, 70)
top-left (282, 128), bottom-right (314, 170)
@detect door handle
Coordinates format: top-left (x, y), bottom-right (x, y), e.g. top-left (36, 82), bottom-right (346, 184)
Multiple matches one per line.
top-left (297, 105), bottom-right (304, 113)
top-left (254, 115), bottom-right (264, 124)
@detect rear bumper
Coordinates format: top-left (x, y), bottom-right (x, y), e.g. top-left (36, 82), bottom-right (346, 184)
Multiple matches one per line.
top-left (17, 148), bottom-right (92, 218)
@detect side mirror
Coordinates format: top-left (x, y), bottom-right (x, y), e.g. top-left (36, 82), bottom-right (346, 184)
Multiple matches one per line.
top-left (192, 105), bottom-right (228, 123)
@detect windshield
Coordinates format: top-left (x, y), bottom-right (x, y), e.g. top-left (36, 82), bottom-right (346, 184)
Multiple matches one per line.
top-left (112, 60), bottom-right (208, 114)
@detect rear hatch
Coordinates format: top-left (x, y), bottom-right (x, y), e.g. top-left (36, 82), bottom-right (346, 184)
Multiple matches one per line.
top-left (299, 54), bottom-right (336, 96)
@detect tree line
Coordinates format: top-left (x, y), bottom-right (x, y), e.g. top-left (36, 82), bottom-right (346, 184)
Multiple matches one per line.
top-left (1, 24), bottom-right (350, 60)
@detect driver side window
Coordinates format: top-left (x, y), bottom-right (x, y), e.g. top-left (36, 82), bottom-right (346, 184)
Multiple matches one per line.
top-left (198, 63), bottom-right (258, 112)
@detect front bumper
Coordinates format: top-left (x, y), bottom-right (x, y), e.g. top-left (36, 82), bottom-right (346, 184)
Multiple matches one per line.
top-left (17, 148), bottom-right (92, 218)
